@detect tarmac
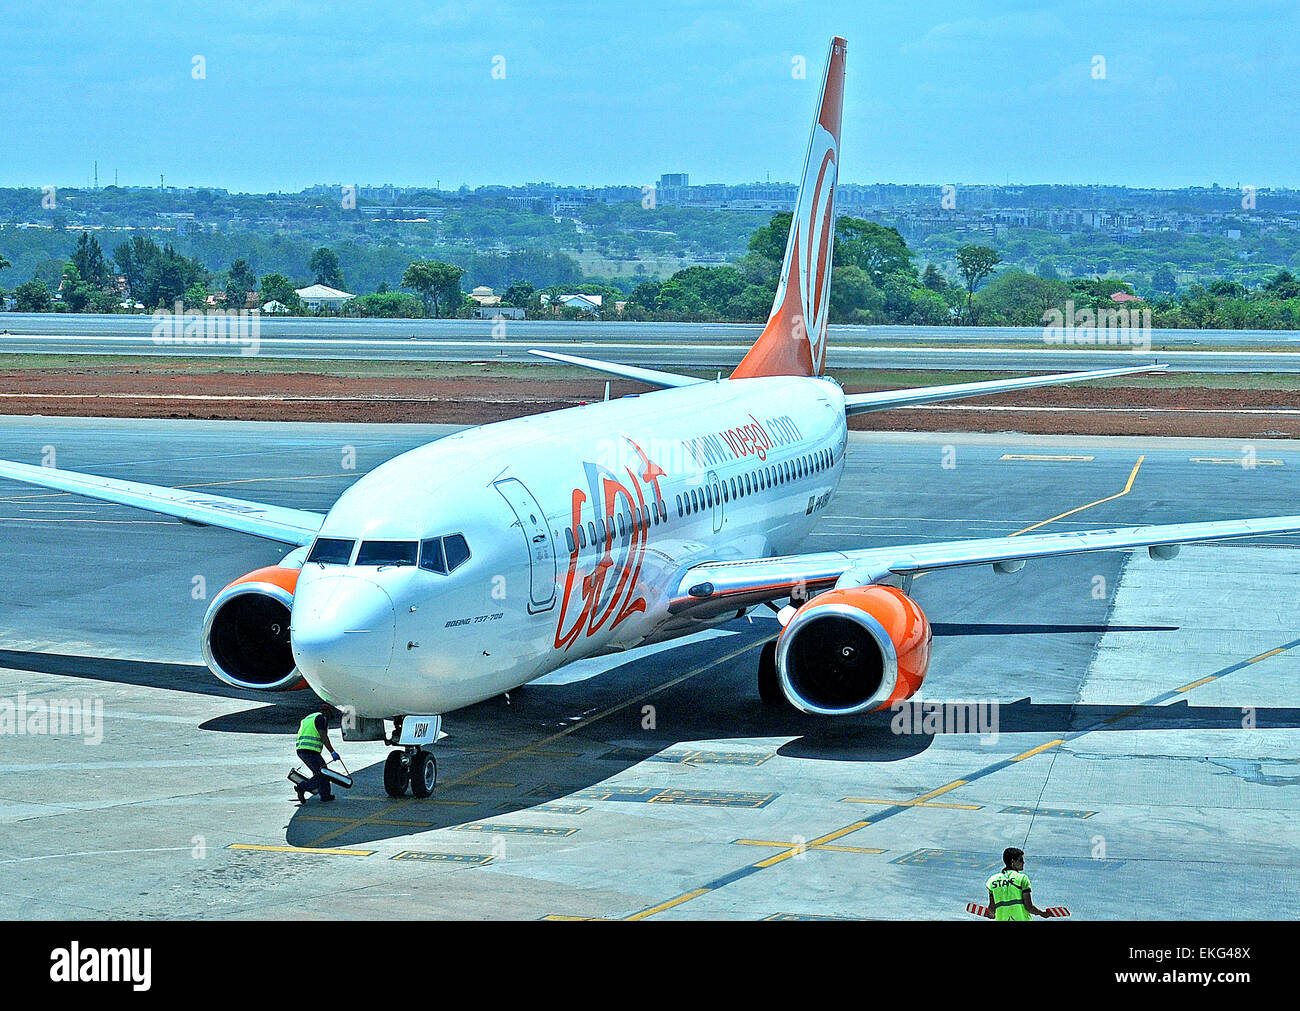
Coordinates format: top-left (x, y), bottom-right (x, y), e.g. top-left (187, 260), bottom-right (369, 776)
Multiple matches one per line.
top-left (0, 416), bottom-right (1297, 919)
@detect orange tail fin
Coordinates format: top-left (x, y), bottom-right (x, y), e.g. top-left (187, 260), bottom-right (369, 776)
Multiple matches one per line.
top-left (732, 36), bottom-right (846, 380)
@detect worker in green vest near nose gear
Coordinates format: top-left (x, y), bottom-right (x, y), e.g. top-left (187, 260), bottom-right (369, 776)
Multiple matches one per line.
top-left (984, 847), bottom-right (1051, 920)
top-left (295, 704), bottom-right (341, 804)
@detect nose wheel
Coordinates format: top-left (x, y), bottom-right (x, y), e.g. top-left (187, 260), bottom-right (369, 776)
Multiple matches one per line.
top-left (383, 746), bottom-right (438, 798)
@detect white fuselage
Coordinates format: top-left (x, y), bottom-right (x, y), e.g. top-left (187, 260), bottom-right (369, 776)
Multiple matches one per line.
top-left (289, 375), bottom-right (849, 718)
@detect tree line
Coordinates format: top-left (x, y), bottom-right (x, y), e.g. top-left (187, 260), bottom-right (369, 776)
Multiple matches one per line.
top-left (6, 217), bottom-right (1300, 330)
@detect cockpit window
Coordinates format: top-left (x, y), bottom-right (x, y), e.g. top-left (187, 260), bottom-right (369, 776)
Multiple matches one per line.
top-left (417, 534), bottom-right (470, 574)
top-left (443, 534), bottom-right (471, 571)
top-left (307, 537), bottom-right (354, 565)
top-left (419, 537), bottom-right (446, 574)
top-left (355, 540), bottom-right (418, 567)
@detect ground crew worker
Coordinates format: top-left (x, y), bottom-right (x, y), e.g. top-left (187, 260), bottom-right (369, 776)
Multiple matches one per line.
top-left (294, 704), bottom-right (341, 804)
top-left (984, 847), bottom-right (1052, 920)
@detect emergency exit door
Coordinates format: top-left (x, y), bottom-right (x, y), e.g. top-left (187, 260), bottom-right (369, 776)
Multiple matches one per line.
top-left (706, 469), bottom-right (724, 533)
top-left (493, 478), bottom-right (557, 614)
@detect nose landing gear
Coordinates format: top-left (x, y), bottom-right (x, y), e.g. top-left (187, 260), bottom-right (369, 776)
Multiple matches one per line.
top-left (383, 747), bottom-right (438, 798)
top-left (382, 714), bottom-right (444, 798)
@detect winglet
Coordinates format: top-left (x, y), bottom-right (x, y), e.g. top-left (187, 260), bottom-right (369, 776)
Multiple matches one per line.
top-left (731, 36), bottom-right (846, 381)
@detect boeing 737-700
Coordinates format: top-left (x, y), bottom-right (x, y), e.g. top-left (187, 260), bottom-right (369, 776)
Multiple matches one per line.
top-left (4, 37), bottom-right (1298, 798)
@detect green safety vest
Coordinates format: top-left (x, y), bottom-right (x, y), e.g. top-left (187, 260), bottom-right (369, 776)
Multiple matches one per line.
top-left (985, 869), bottom-right (1032, 921)
top-left (296, 714), bottom-right (324, 753)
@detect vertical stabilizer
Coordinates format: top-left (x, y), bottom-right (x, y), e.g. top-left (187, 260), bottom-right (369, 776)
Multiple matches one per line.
top-left (731, 36), bottom-right (845, 379)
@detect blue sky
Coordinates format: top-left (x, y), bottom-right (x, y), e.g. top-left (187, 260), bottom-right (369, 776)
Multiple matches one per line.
top-left (1, 1), bottom-right (1296, 191)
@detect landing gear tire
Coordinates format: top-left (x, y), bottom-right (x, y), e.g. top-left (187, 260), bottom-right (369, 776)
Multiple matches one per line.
top-left (758, 640), bottom-right (783, 705)
top-left (383, 751), bottom-right (410, 797)
top-left (409, 750), bottom-right (438, 798)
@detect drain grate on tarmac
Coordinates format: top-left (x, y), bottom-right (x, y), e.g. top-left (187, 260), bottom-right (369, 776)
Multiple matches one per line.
top-left (571, 786), bottom-right (779, 808)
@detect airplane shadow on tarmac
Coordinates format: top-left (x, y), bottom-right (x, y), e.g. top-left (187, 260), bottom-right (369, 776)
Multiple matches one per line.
top-left (5, 628), bottom-right (1294, 849)
top-left (276, 619), bottom-right (1299, 848)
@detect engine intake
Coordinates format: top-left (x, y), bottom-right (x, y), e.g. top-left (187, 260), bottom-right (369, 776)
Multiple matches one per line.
top-left (776, 585), bottom-right (931, 715)
top-left (202, 564), bottom-right (306, 691)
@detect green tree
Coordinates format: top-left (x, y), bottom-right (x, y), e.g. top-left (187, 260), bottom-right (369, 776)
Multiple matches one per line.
top-left (402, 260), bottom-right (465, 317)
top-left (345, 292), bottom-right (424, 318)
top-left (225, 257), bottom-right (257, 309)
top-left (502, 281), bottom-right (535, 307)
top-left (14, 278), bottom-right (52, 312)
top-left (746, 212), bottom-right (792, 262)
top-left (954, 245), bottom-right (1002, 319)
top-left (309, 247), bottom-right (344, 288)
top-left (259, 273), bottom-right (302, 310)
top-left (921, 262), bottom-right (948, 291)
top-left (59, 262), bottom-right (97, 312)
top-left (71, 232), bottom-right (107, 287)
top-left (835, 218), bottom-right (914, 282)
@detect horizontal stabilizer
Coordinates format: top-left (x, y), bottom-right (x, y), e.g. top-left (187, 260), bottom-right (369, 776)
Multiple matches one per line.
top-left (528, 349), bottom-right (701, 389)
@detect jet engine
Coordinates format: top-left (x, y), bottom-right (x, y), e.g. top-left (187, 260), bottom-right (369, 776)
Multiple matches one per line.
top-left (201, 562), bottom-right (306, 691)
top-left (775, 585), bottom-right (931, 715)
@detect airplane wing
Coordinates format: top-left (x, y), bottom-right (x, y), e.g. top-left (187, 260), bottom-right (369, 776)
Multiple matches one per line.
top-left (0, 459), bottom-right (325, 545)
top-left (669, 515), bottom-right (1300, 617)
top-left (528, 349), bottom-right (702, 389)
top-left (843, 363), bottom-right (1165, 415)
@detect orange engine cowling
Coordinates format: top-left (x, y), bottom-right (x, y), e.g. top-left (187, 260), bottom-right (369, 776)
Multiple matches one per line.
top-left (201, 564), bottom-right (307, 692)
top-left (775, 585), bottom-right (932, 715)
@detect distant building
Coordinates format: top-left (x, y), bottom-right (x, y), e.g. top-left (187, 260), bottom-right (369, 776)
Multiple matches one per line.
top-left (295, 284), bottom-right (354, 310)
top-left (1109, 291), bottom-right (1143, 303)
top-left (262, 300), bottom-right (290, 313)
top-left (474, 306), bottom-right (525, 320)
top-left (541, 292), bottom-right (603, 315)
top-left (469, 285), bottom-right (501, 306)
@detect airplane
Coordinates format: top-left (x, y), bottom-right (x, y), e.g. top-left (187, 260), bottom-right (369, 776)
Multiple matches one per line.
top-left (4, 35), bottom-right (1300, 800)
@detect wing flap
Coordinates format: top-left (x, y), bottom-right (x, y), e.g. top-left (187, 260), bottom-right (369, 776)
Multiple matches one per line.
top-left (671, 515), bottom-right (1300, 615)
top-left (0, 459), bottom-right (325, 545)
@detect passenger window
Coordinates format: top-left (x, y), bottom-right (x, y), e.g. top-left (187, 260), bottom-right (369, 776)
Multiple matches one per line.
top-left (676, 494), bottom-right (683, 517)
top-left (578, 524), bottom-right (587, 549)
top-left (443, 534), bottom-right (471, 571)
top-left (357, 540), bottom-right (418, 567)
top-left (419, 537), bottom-right (447, 574)
top-left (565, 528), bottom-right (576, 554)
top-left (307, 537), bottom-right (354, 565)
top-left (617, 513), bottom-right (626, 538)
top-left (594, 517), bottom-right (606, 544)
top-left (587, 521), bottom-right (596, 545)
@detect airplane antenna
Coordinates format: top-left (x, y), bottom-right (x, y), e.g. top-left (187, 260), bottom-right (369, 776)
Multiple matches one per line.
top-left (604, 381), bottom-right (610, 402)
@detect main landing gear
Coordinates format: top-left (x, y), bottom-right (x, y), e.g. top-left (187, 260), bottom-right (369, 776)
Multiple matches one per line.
top-left (382, 714), bottom-right (443, 798)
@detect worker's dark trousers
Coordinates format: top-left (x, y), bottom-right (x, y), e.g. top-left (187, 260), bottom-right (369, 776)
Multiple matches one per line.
top-left (297, 749), bottom-right (333, 800)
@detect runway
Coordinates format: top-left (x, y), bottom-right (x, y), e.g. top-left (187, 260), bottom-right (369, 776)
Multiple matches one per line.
top-left (4, 312), bottom-right (1300, 346)
top-left (0, 418), bottom-right (1297, 919)
top-left (2, 331), bottom-right (1297, 373)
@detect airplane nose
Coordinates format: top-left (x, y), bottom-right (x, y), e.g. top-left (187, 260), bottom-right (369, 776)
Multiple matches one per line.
top-left (291, 574), bottom-right (397, 684)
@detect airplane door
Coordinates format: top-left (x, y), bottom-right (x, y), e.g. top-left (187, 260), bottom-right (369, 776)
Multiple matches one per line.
top-left (493, 478), bottom-right (557, 614)
top-left (706, 469), bottom-right (724, 533)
